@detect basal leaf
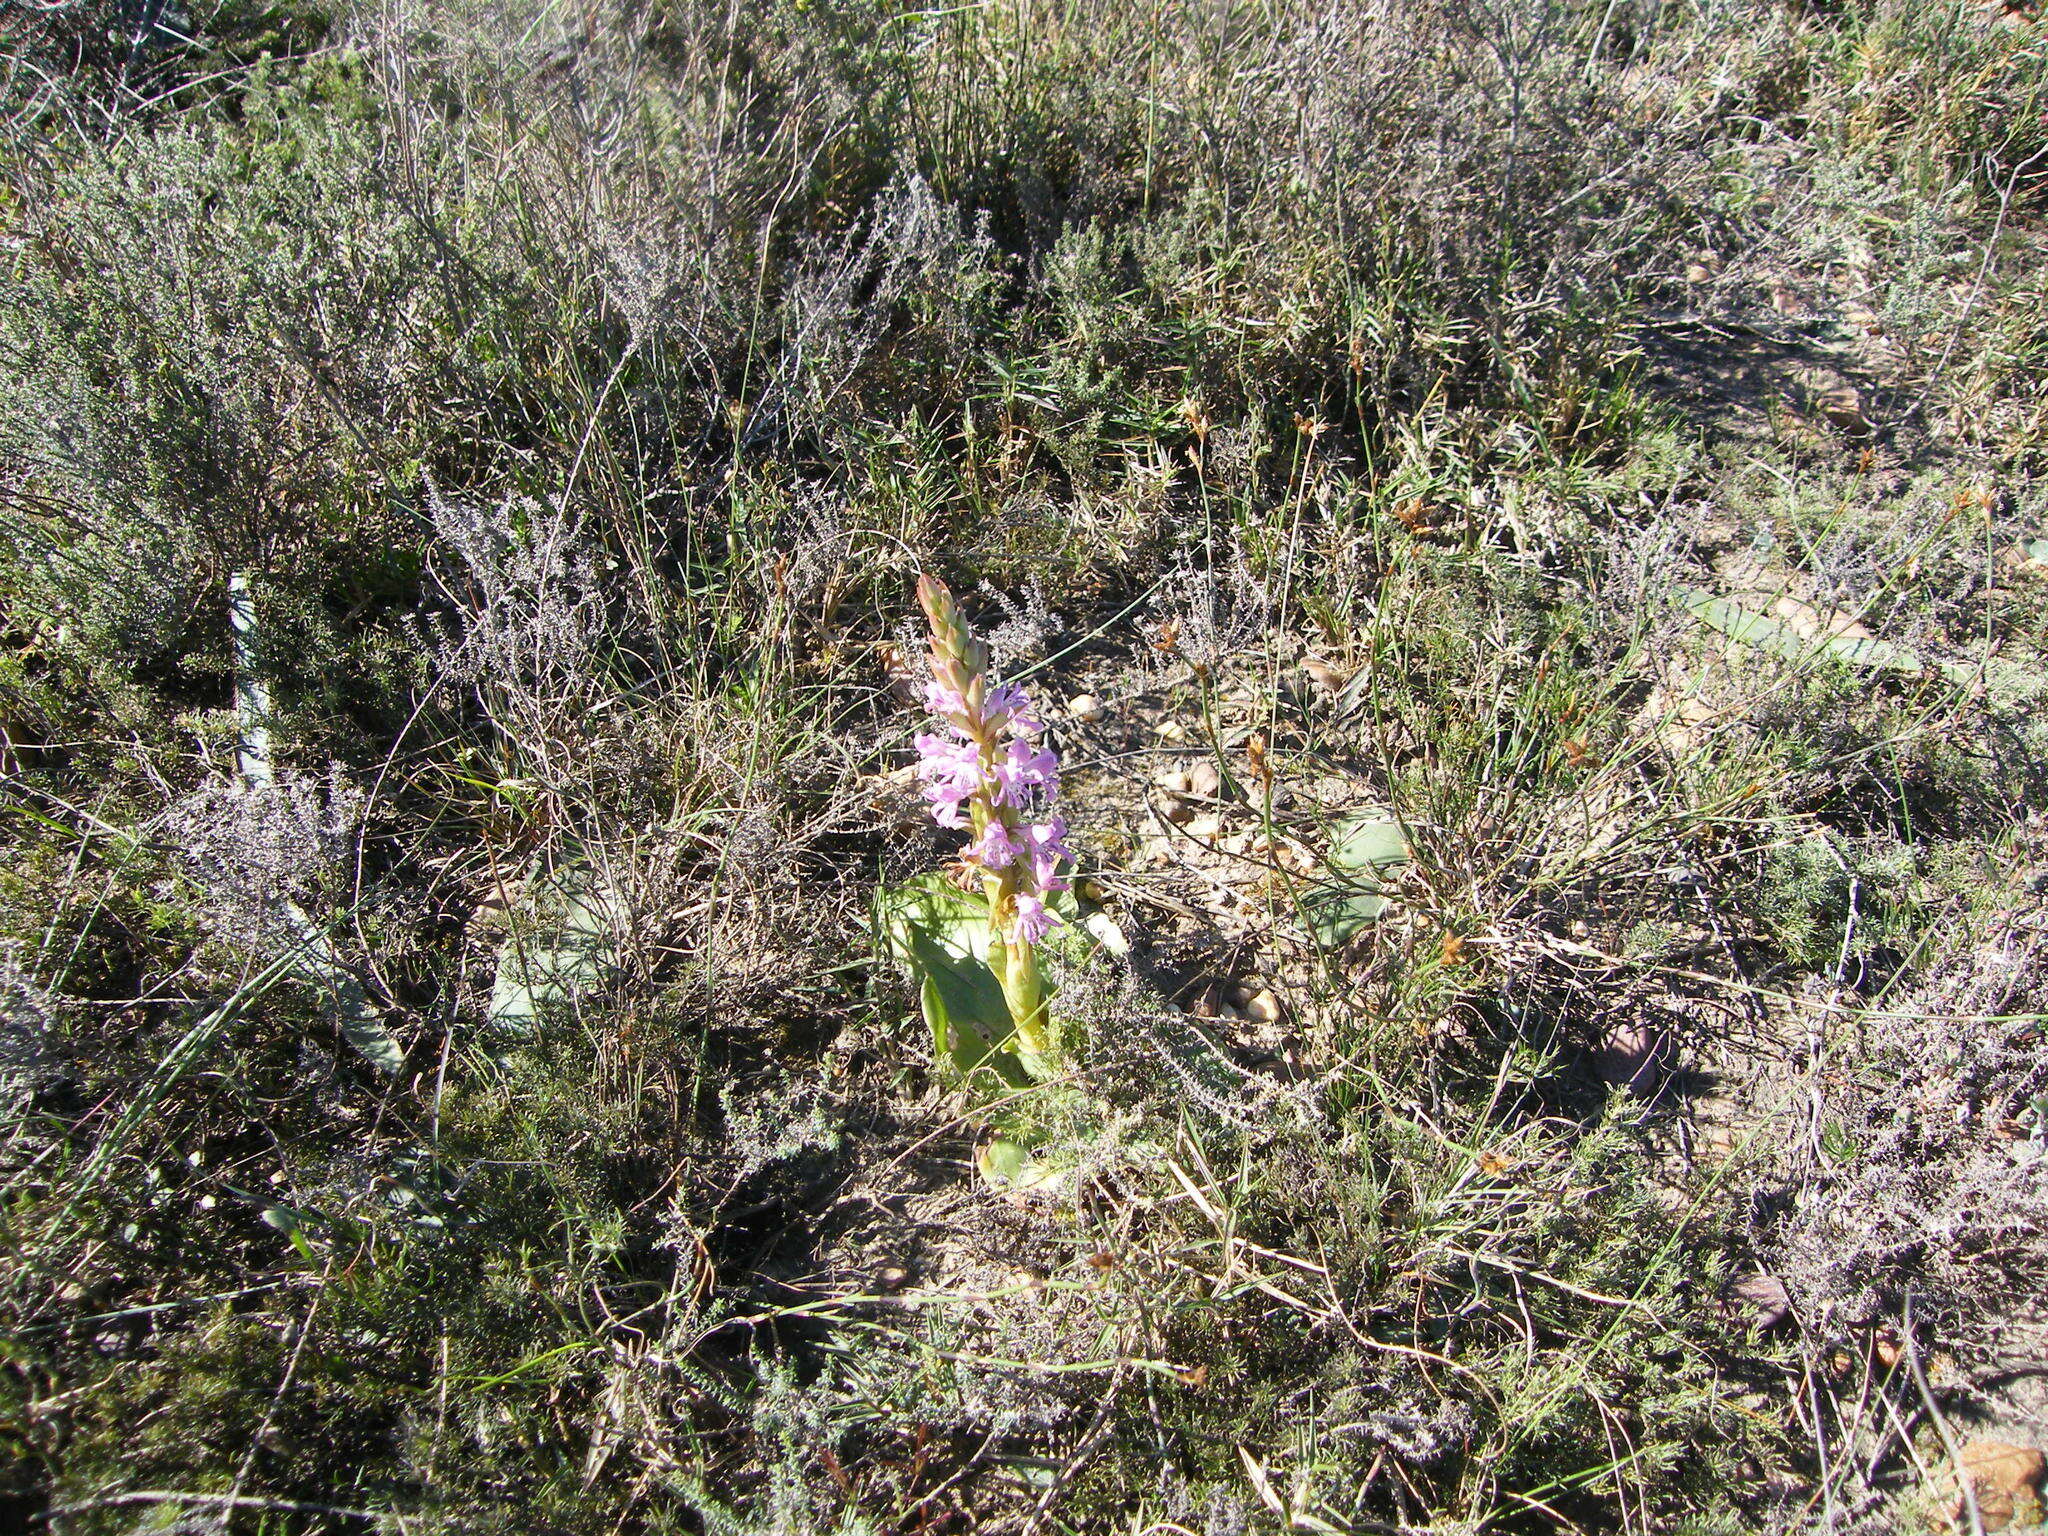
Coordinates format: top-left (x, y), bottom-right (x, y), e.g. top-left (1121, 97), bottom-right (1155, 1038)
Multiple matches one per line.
top-left (877, 871), bottom-right (1081, 1088)
top-left (1684, 590), bottom-right (1922, 674)
top-left (489, 868), bottom-right (618, 1034)
top-left (1330, 815), bottom-right (1409, 874)
top-left (1302, 810), bottom-right (1408, 948)
top-left (337, 998), bottom-right (405, 1074)
top-left (1302, 887), bottom-right (1395, 948)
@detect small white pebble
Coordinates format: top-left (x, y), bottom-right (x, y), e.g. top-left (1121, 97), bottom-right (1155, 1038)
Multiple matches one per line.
top-left (1067, 693), bottom-right (1107, 722)
top-left (1245, 989), bottom-right (1284, 1024)
top-left (1083, 913), bottom-right (1132, 956)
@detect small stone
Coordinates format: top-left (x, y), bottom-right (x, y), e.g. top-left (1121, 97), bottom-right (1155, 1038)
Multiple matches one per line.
top-left (1700, 1121), bottom-right (1739, 1160)
top-left (1154, 764), bottom-right (1194, 795)
top-left (876, 1266), bottom-right (909, 1292)
top-left (1723, 1273), bottom-right (1792, 1331)
top-left (1184, 814), bottom-right (1224, 841)
top-left (1959, 1441), bottom-right (2046, 1531)
top-left (1275, 841), bottom-right (1314, 875)
top-left (1244, 989), bottom-right (1284, 1024)
top-left (1067, 693), bottom-right (1107, 722)
top-left (1157, 719), bottom-right (1190, 742)
top-left (1082, 912), bottom-right (1132, 957)
top-left (1592, 1023), bottom-right (1669, 1093)
top-left (1300, 657), bottom-right (1348, 697)
top-left (1814, 385), bottom-right (1867, 434)
top-left (1184, 759), bottom-right (1222, 799)
top-left (470, 877), bottom-right (523, 931)
top-left (1685, 262), bottom-right (1716, 284)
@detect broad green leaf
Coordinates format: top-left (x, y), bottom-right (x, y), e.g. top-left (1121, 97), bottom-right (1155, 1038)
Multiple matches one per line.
top-left (1302, 887), bottom-right (1394, 948)
top-left (226, 1184), bottom-right (323, 1263)
top-left (1330, 815), bottom-right (1409, 872)
top-left (878, 871), bottom-right (997, 964)
top-left (879, 873), bottom-right (1032, 1087)
top-left (975, 1135), bottom-right (1071, 1194)
top-left (920, 957), bottom-right (1031, 1086)
top-left (1302, 810), bottom-right (1408, 948)
top-left (1938, 655), bottom-right (2048, 704)
top-left (877, 872), bottom-right (1090, 1087)
top-left (1683, 590), bottom-right (1922, 673)
top-left (335, 990), bottom-right (404, 1074)
top-left (489, 869), bottom-right (618, 1033)
top-left (1685, 588), bottom-right (2048, 701)
top-left (282, 914), bottom-right (402, 1073)
top-left (977, 1137), bottom-right (1029, 1184)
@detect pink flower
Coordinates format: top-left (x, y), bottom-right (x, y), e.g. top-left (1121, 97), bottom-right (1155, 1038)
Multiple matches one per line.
top-left (983, 681), bottom-right (1043, 737)
top-left (1017, 817), bottom-right (1072, 890)
top-left (914, 732), bottom-right (984, 828)
top-left (913, 732), bottom-right (981, 785)
top-left (967, 821), bottom-right (1018, 869)
top-left (991, 739), bottom-right (1058, 807)
top-left (924, 678), bottom-right (968, 718)
top-left (1010, 892), bottom-right (1061, 945)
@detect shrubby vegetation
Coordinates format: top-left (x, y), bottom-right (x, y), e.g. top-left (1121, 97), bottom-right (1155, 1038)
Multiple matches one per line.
top-left (3, 0), bottom-right (2046, 1529)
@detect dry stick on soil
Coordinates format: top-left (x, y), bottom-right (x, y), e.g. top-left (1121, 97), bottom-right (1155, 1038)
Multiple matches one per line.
top-left (227, 1267), bottom-right (331, 1511)
top-left (1019, 1361), bottom-right (1129, 1536)
top-left (40, 1490), bottom-right (393, 1523)
top-left (897, 1425), bottom-right (1006, 1529)
top-left (1804, 1351), bottom-right (1840, 1533)
top-left (1820, 1331), bottom-right (1886, 1515)
top-left (1904, 1290), bottom-right (1985, 1536)
top-left (1929, 145), bottom-right (2048, 396)
top-left (1439, 1246), bottom-right (1657, 1313)
top-left (1874, 1389), bottom-right (1936, 1489)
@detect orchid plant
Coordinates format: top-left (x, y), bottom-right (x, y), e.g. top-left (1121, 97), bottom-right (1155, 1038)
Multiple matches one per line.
top-left (884, 578), bottom-right (1402, 1190)
top-left (906, 575), bottom-right (1075, 1081)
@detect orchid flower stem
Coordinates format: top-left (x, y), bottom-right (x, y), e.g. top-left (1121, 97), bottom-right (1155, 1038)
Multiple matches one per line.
top-left (913, 574), bottom-right (1070, 1080)
top-left (990, 935), bottom-right (1052, 1075)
